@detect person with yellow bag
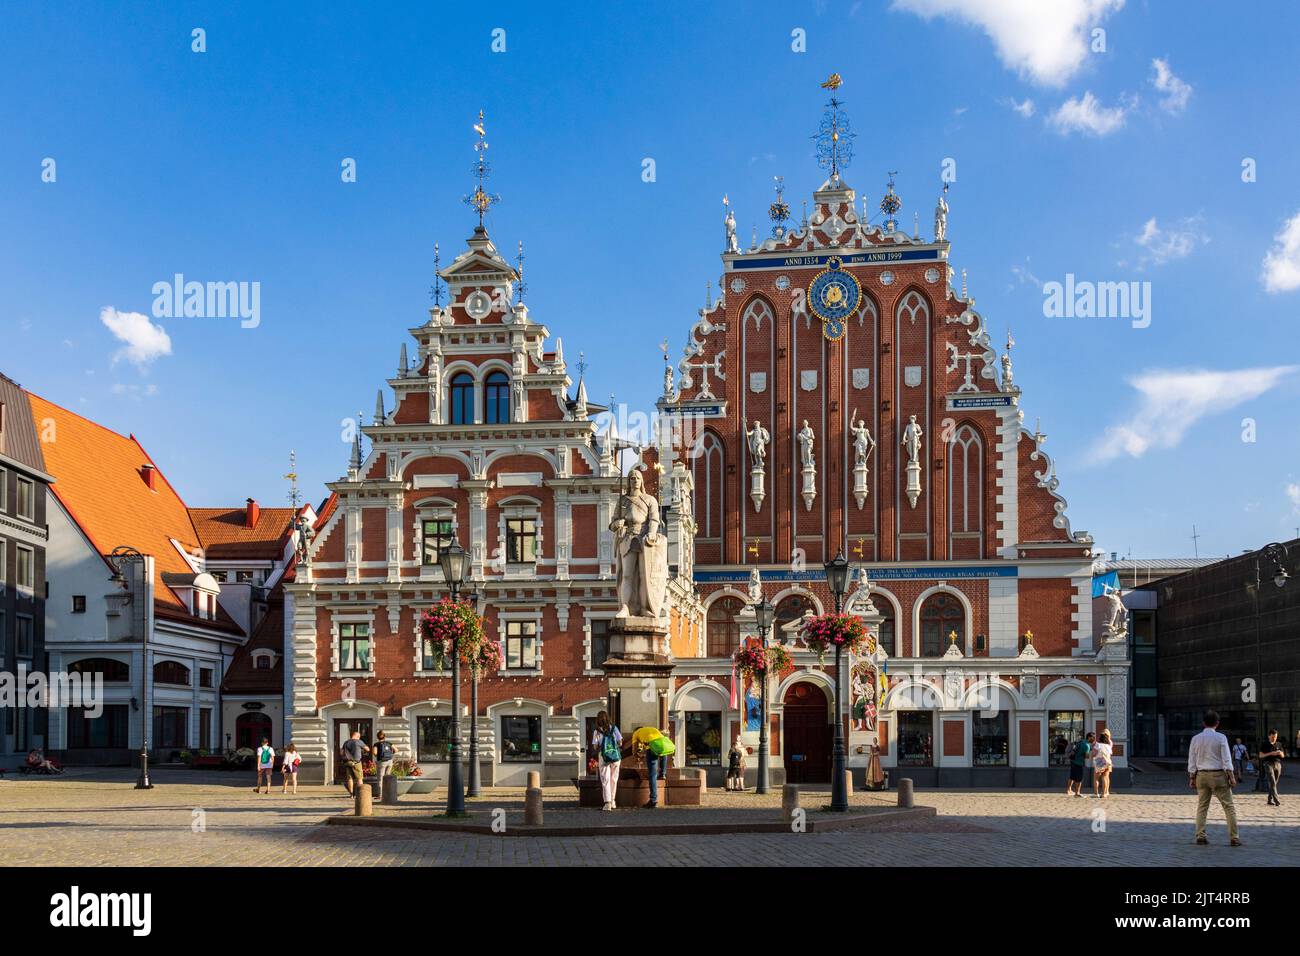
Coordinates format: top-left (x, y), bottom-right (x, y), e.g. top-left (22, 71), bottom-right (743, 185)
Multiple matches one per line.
top-left (629, 726), bottom-right (676, 808)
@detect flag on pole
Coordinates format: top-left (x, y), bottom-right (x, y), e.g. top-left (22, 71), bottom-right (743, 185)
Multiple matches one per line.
top-left (730, 657), bottom-right (739, 710)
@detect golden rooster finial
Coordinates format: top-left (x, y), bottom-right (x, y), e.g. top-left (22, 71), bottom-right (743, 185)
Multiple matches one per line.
top-left (821, 73), bottom-right (843, 91)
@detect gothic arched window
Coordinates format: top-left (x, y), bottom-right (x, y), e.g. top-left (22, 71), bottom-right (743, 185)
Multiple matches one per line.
top-left (775, 593), bottom-right (815, 640)
top-left (948, 424), bottom-right (984, 557)
top-left (691, 430), bottom-right (725, 540)
top-left (919, 592), bottom-right (964, 657)
top-left (897, 290), bottom-right (930, 327)
top-left (706, 596), bottom-right (744, 657)
top-left (875, 599), bottom-right (896, 657)
top-left (743, 298), bottom-right (774, 331)
top-left (449, 372), bottom-right (474, 424)
top-left (484, 370), bottom-right (510, 424)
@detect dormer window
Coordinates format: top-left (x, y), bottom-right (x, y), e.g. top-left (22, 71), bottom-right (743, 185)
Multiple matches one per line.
top-left (484, 370), bottom-right (510, 424)
top-left (252, 651), bottom-right (275, 670)
top-left (450, 372), bottom-right (475, 424)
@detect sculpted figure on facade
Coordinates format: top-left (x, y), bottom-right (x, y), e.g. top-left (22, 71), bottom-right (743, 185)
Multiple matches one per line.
top-left (798, 419), bottom-right (816, 469)
top-left (746, 419), bottom-right (770, 466)
top-left (609, 469), bottom-right (669, 619)
top-left (849, 409), bottom-right (875, 468)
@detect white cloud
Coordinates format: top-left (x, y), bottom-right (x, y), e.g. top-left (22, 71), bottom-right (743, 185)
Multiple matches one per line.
top-left (100, 306), bottom-right (171, 367)
top-left (1005, 97), bottom-right (1036, 118)
top-left (1262, 210), bottom-right (1300, 293)
top-left (1048, 91), bottom-right (1130, 136)
top-left (1150, 58), bottom-right (1191, 114)
top-left (1007, 258), bottom-right (1042, 292)
top-left (110, 383), bottom-right (160, 400)
top-left (1130, 215), bottom-right (1209, 267)
top-left (892, 0), bottom-right (1124, 87)
top-left (1091, 366), bottom-right (1298, 463)
top-left (1287, 483), bottom-right (1300, 515)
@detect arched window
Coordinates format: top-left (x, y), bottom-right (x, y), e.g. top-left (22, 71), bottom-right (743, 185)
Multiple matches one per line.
top-left (743, 298), bottom-right (774, 330)
top-left (919, 592), bottom-right (964, 657)
top-left (775, 593), bottom-right (815, 639)
top-left (875, 600), bottom-right (896, 656)
top-left (691, 430), bottom-right (725, 540)
top-left (706, 596), bottom-right (743, 657)
top-left (449, 372), bottom-right (474, 424)
top-left (897, 290), bottom-right (930, 327)
top-left (68, 658), bottom-right (129, 682)
top-left (948, 424), bottom-right (984, 557)
top-left (153, 660), bottom-right (192, 686)
top-left (484, 370), bottom-right (510, 424)
top-left (857, 295), bottom-right (879, 328)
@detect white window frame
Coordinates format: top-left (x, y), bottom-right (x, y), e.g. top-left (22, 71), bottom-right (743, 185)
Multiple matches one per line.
top-left (413, 498), bottom-right (459, 579)
top-left (15, 476), bottom-right (35, 522)
top-left (582, 608), bottom-right (618, 675)
top-left (497, 609), bottom-right (543, 676)
top-left (330, 611), bottom-right (376, 678)
top-left (15, 543), bottom-right (34, 595)
top-left (497, 498), bottom-right (543, 579)
top-left (15, 614), bottom-right (34, 659)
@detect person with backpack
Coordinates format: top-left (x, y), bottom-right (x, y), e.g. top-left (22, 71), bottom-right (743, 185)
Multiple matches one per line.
top-left (591, 710), bottom-right (623, 811)
top-left (1065, 732), bottom-right (1094, 797)
top-left (280, 743), bottom-right (302, 795)
top-left (630, 725), bottom-right (676, 808)
top-left (373, 731), bottom-right (396, 792)
top-left (254, 738), bottom-right (276, 794)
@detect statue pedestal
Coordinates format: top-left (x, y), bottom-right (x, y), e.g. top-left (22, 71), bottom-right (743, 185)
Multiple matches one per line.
top-left (604, 616), bottom-right (674, 734)
top-left (801, 464), bottom-right (817, 511)
top-left (852, 462), bottom-right (869, 509)
top-left (750, 465), bottom-right (766, 512)
top-left (904, 460), bottom-right (922, 509)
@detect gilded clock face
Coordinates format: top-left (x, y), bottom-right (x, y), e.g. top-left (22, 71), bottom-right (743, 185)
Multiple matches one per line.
top-left (822, 316), bottom-right (846, 341)
top-left (808, 256), bottom-right (861, 325)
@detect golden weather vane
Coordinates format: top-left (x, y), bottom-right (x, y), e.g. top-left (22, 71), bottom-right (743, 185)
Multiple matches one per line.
top-left (464, 109), bottom-right (501, 226)
top-left (821, 72), bottom-right (843, 90)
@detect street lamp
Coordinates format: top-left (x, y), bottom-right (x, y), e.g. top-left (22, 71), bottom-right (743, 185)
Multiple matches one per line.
top-left (109, 546), bottom-right (153, 790)
top-left (466, 589), bottom-right (483, 798)
top-left (438, 540), bottom-right (469, 815)
top-left (752, 596), bottom-right (775, 795)
top-left (825, 550), bottom-right (851, 812)
top-left (1251, 543), bottom-right (1289, 765)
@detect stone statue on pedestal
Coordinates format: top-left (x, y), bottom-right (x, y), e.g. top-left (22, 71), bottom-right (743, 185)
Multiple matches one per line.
top-left (609, 470), bottom-right (669, 619)
top-left (1101, 584), bottom-right (1128, 640)
top-left (798, 420), bottom-right (815, 468)
top-left (746, 420), bottom-right (770, 465)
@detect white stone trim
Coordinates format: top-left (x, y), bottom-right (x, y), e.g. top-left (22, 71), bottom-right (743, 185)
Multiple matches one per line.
top-left (909, 583), bottom-right (974, 658)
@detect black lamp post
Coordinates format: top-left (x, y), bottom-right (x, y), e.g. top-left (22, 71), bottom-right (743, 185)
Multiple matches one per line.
top-left (1251, 543), bottom-right (1289, 765)
top-left (752, 596), bottom-right (775, 795)
top-left (439, 540), bottom-right (469, 815)
top-left (825, 550), bottom-right (852, 811)
top-left (110, 546), bottom-right (153, 790)
top-left (467, 589), bottom-right (483, 798)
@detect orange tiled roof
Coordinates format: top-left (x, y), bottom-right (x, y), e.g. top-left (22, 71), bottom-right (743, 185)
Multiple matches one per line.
top-left (189, 506), bottom-right (295, 559)
top-left (28, 393), bottom-right (207, 616)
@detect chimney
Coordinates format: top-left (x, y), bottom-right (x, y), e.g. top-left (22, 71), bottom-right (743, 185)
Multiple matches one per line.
top-left (141, 464), bottom-right (157, 490)
top-left (245, 497), bottom-right (260, 529)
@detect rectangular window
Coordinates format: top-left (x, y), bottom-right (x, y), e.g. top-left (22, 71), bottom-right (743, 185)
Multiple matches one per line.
top-left (235, 570), bottom-right (254, 583)
top-left (421, 518), bottom-right (455, 566)
top-left (1048, 710), bottom-right (1087, 766)
top-left (338, 622), bottom-right (371, 672)
top-left (16, 476), bottom-right (34, 520)
top-left (72, 595), bottom-right (86, 613)
top-left (505, 518), bottom-right (537, 564)
top-left (897, 712), bottom-right (934, 767)
top-left (199, 708), bottom-right (212, 751)
top-left (416, 715), bottom-right (453, 762)
top-left (589, 618), bottom-right (611, 670)
top-left (199, 668), bottom-right (213, 688)
top-left (499, 715), bottom-right (542, 762)
top-left (972, 711), bottom-right (1009, 766)
top-left (15, 616), bottom-right (33, 658)
top-left (210, 570), bottom-right (228, 583)
top-left (67, 705), bottom-right (129, 749)
top-left (504, 620), bottom-right (538, 670)
top-left (684, 711), bottom-right (722, 766)
top-left (152, 706), bottom-right (189, 750)
top-left (16, 545), bottom-right (34, 592)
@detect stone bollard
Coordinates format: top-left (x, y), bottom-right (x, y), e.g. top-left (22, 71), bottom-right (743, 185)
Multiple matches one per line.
top-left (844, 769), bottom-right (854, 796)
top-left (897, 777), bottom-right (914, 809)
top-left (781, 783), bottom-right (800, 819)
top-left (381, 775), bottom-right (399, 805)
top-left (524, 787), bottom-right (543, 826)
top-left (526, 770), bottom-right (541, 790)
top-left (354, 783), bottom-right (373, 816)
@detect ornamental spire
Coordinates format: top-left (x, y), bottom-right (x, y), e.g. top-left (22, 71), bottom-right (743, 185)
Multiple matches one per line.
top-left (814, 83), bottom-right (856, 182)
top-left (463, 110), bottom-right (501, 228)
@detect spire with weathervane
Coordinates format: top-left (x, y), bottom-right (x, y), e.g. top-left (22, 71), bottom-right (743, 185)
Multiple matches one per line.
top-left (814, 73), bottom-right (855, 187)
top-left (463, 109), bottom-right (501, 233)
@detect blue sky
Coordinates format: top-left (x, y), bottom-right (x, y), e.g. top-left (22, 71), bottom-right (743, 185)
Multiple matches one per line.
top-left (3, 1), bottom-right (1299, 559)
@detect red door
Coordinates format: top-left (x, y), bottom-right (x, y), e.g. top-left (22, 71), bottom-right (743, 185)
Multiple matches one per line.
top-left (783, 683), bottom-right (831, 784)
top-left (236, 713), bottom-right (273, 750)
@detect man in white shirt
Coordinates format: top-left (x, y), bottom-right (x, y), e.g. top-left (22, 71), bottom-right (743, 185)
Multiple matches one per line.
top-left (1186, 710), bottom-right (1240, 846)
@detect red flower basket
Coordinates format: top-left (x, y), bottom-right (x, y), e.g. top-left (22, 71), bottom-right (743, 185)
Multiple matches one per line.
top-left (799, 613), bottom-right (869, 663)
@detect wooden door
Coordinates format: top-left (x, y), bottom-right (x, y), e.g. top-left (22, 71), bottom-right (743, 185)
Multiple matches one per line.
top-left (783, 683), bottom-right (831, 784)
top-left (332, 717), bottom-right (373, 783)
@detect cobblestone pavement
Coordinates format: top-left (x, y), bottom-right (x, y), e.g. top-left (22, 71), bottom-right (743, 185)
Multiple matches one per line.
top-left (1, 767), bottom-right (1295, 866)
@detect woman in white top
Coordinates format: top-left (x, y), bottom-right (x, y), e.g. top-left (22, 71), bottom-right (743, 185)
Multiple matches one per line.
top-left (591, 711), bottom-right (623, 811)
top-left (1092, 729), bottom-right (1114, 798)
top-left (280, 743), bottom-right (302, 795)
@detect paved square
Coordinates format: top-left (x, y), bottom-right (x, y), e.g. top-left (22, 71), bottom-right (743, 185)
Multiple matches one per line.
top-left (1, 768), bottom-right (1294, 866)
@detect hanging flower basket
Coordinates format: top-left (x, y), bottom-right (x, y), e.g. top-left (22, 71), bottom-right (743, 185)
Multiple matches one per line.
top-left (734, 642), bottom-right (794, 681)
top-left (473, 638), bottom-right (503, 675)
top-left (419, 598), bottom-right (487, 668)
top-left (799, 613), bottom-right (869, 663)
